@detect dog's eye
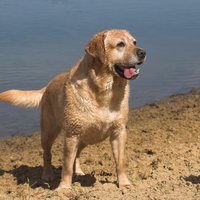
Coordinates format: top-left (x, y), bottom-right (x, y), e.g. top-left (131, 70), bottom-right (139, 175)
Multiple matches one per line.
top-left (133, 41), bottom-right (137, 45)
top-left (117, 42), bottom-right (125, 47)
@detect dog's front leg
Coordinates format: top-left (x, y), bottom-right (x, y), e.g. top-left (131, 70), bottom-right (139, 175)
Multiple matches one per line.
top-left (75, 141), bottom-right (87, 176)
top-left (57, 135), bottom-right (79, 190)
top-left (110, 128), bottom-right (131, 187)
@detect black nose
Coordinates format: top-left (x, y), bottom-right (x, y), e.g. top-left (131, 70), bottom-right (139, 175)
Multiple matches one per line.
top-left (136, 49), bottom-right (146, 59)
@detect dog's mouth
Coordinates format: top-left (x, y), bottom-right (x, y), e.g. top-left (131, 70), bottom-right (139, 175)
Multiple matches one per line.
top-left (114, 64), bottom-right (141, 80)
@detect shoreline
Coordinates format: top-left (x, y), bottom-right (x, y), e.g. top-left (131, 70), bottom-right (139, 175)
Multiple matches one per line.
top-left (1, 87), bottom-right (200, 199)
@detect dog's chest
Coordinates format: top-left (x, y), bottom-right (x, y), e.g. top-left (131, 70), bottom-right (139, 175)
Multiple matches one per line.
top-left (83, 105), bottom-right (121, 128)
top-left (67, 82), bottom-right (127, 144)
top-left (78, 107), bottom-right (124, 144)
top-left (97, 108), bottom-right (118, 123)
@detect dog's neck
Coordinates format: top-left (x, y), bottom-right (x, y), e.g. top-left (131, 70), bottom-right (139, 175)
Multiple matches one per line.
top-left (70, 54), bottom-right (129, 108)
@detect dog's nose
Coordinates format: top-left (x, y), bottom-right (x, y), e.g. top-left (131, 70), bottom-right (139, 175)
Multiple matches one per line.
top-left (136, 49), bottom-right (146, 59)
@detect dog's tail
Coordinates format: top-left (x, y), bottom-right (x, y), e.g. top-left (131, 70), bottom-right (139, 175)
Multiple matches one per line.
top-left (0, 87), bottom-right (46, 108)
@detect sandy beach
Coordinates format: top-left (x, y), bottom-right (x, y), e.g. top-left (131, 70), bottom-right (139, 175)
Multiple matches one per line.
top-left (1, 88), bottom-right (200, 199)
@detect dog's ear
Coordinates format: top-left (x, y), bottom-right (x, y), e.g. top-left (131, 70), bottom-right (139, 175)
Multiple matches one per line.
top-left (85, 31), bottom-right (107, 64)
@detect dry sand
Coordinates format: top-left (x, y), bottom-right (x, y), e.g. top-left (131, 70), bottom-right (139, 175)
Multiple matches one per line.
top-left (1, 88), bottom-right (200, 199)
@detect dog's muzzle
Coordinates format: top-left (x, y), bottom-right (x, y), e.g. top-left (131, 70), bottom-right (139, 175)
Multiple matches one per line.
top-left (114, 49), bottom-right (146, 80)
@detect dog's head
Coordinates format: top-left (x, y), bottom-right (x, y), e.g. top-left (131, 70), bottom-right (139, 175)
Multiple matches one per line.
top-left (85, 29), bottom-right (146, 80)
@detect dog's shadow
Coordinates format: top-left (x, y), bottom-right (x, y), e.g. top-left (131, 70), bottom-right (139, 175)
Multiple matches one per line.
top-left (0, 165), bottom-right (96, 190)
top-left (184, 175), bottom-right (200, 184)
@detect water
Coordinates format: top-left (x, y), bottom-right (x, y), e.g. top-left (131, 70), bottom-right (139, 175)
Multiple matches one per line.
top-left (0, 0), bottom-right (200, 139)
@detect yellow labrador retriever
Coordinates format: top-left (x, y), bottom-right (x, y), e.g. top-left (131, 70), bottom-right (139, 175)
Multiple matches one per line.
top-left (0, 29), bottom-right (146, 189)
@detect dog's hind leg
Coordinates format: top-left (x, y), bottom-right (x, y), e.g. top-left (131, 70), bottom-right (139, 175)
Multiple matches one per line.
top-left (41, 110), bottom-right (61, 181)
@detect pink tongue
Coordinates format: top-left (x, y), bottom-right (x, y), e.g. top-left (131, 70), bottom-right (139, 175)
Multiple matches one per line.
top-left (124, 68), bottom-right (136, 79)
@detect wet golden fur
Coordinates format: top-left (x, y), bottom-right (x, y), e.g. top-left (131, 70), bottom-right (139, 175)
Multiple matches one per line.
top-left (0, 29), bottom-right (146, 190)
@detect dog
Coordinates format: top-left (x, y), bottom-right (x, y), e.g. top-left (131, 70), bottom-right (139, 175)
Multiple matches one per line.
top-left (0, 29), bottom-right (146, 190)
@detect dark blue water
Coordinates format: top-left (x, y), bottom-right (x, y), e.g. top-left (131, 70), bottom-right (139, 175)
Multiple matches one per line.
top-left (0, 0), bottom-right (200, 139)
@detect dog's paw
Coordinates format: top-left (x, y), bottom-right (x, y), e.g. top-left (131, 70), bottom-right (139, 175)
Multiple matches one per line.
top-left (75, 170), bottom-right (85, 176)
top-left (119, 182), bottom-right (132, 188)
top-left (56, 183), bottom-right (72, 192)
top-left (118, 176), bottom-right (132, 188)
